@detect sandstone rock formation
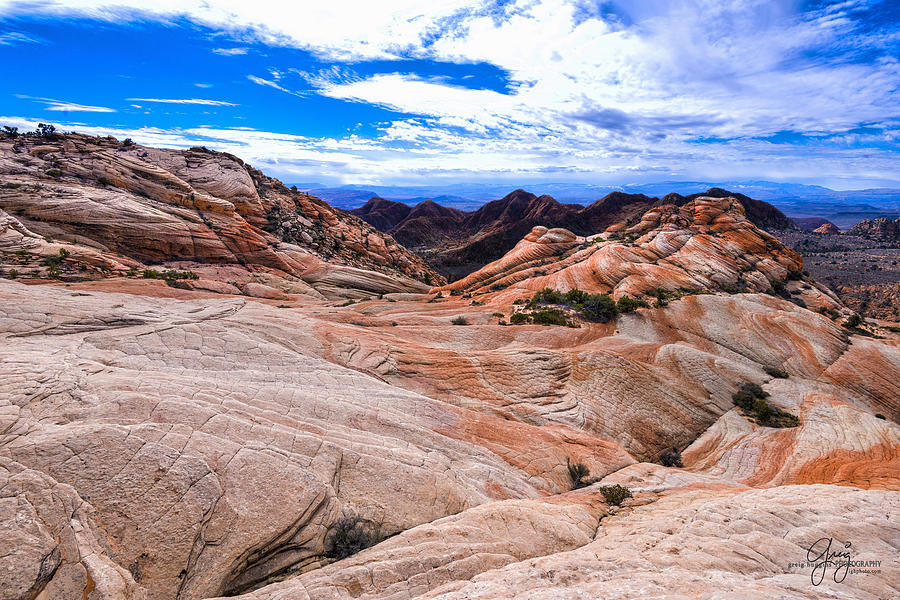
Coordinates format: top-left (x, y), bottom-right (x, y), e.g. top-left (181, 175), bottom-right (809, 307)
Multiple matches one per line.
top-left (442, 195), bottom-right (840, 312)
top-left (2, 145), bottom-right (898, 599)
top-left (352, 188), bottom-right (797, 280)
top-left (847, 216), bottom-right (900, 240)
top-left (0, 133), bottom-right (442, 297)
top-left (814, 222), bottom-right (841, 234)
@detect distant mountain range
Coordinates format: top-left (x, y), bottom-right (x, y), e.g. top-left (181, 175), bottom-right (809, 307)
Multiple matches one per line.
top-left (350, 187), bottom-right (795, 280)
top-left (294, 180), bottom-right (900, 230)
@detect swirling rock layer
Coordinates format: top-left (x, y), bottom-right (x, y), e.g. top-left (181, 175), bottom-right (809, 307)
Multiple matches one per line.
top-left (0, 133), bottom-right (441, 297)
top-left (1, 164), bottom-right (898, 600)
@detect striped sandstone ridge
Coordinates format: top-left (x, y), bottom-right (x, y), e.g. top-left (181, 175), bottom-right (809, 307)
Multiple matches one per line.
top-left (442, 196), bottom-right (841, 310)
top-left (2, 187), bottom-right (899, 599)
top-left (0, 133), bottom-right (442, 297)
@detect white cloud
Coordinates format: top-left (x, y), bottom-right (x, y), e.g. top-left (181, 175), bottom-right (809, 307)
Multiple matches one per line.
top-left (2, 0), bottom-right (898, 185)
top-left (44, 101), bottom-right (116, 112)
top-left (0, 31), bottom-right (41, 45)
top-left (246, 75), bottom-right (286, 92)
top-left (0, 0), bottom-right (481, 60)
top-left (212, 46), bottom-right (248, 55)
top-left (16, 95), bottom-right (116, 112)
top-left (2, 113), bottom-right (897, 189)
top-left (126, 97), bottom-right (237, 106)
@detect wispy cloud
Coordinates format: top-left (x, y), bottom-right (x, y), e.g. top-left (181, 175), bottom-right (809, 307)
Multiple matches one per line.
top-left (246, 75), bottom-right (306, 97)
top-left (45, 101), bottom-right (116, 112)
top-left (126, 97), bottom-right (237, 106)
top-left (0, 31), bottom-right (42, 46)
top-left (194, 83), bottom-right (213, 88)
top-left (16, 95), bottom-right (115, 112)
top-left (212, 47), bottom-right (248, 56)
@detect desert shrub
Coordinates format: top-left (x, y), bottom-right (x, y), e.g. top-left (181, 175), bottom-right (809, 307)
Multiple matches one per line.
top-left (563, 288), bottom-right (590, 304)
top-left (97, 176), bottom-right (112, 187)
top-left (786, 270), bottom-right (803, 280)
top-left (529, 307), bottom-right (573, 326)
top-left (753, 398), bottom-right (774, 423)
top-left (599, 484), bottom-right (632, 506)
top-left (763, 366), bottom-right (789, 379)
top-left (616, 296), bottom-right (649, 313)
top-left (262, 208), bottom-right (281, 234)
top-left (2, 125), bottom-right (19, 137)
top-left (529, 288), bottom-right (565, 306)
top-left (759, 404), bottom-right (799, 427)
top-left (580, 294), bottom-right (617, 323)
top-left (732, 383), bottom-right (767, 411)
top-left (732, 381), bottom-right (798, 427)
top-left (659, 449), bottom-right (683, 467)
top-left (43, 248), bottom-right (70, 269)
top-left (567, 459), bottom-right (590, 490)
top-left (817, 306), bottom-right (841, 320)
top-left (509, 312), bottom-right (529, 324)
top-left (845, 313), bottom-right (864, 329)
top-left (451, 316), bottom-right (469, 326)
top-left (141, 269), bottom-right (199, 287)
top-left (44, 168), bottom-right (63, 178)
top-left (512, 298), bottom-right (525, 305)
top-left (490, 282), bottom-right (508, 291)
top-left (122, 138), bottom-right (135, 147)
top-left (721, 281), bottom-right (747, 294)
top-left (770, 279), bottom-right (790, 299)
top-left (492, 312), bottom-right (505, 318)
top-left (647, 287), bottom-right (674, 302)
top-left (6, 269), bottom-right (19, 279)
top-left (34, 123), bottom-right (58, 138)
top-left (325, 513), bottom-right (384, 560)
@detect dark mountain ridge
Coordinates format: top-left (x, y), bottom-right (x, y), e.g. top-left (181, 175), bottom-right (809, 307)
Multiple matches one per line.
top-left (352, 187), bottom-right (796, 280)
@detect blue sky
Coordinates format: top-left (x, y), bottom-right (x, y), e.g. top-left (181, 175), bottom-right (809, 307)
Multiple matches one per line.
top-left (1, 0), bottom-right (898, 188)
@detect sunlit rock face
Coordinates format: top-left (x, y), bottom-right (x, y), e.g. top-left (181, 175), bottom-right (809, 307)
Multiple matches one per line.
top-left (0, 133), bottom-right (442, 298)
top-left (1, 146), bottom-right (898, 599)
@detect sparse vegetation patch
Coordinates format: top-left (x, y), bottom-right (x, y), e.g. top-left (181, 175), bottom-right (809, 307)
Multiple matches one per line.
top-left (325, 512), bottom-right (385, 560)
top-left (599, 484), bottom-right (633, 506)
top-left (732, 382), bottom-right (800, 427)
top-left (567, 459), bottom-right (590, 490)
top-left (141, 268), bottom-right (200, 287)
top-left (659, 448), bottom-right (683, 467)
top-left (511, 287), bottom-right (649, 326)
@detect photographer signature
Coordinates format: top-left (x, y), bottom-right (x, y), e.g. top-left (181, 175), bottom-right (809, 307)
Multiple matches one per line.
top-left (806, 537), bottom-right (851, 585)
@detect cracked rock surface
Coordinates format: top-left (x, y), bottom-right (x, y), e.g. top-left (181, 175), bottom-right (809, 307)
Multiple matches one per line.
top-left (1, 183), bottom-right (898, 599)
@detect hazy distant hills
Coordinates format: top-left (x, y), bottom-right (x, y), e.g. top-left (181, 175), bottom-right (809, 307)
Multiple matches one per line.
top-left (295, 181), bottom-right (900, 230)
